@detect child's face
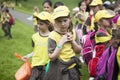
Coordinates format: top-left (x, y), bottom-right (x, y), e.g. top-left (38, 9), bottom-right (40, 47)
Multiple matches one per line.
top-left (37, 20), bottom-right (49, 31)
top-left (43, 2), bottom-right (52, 13)
top-left (80, 2), bottom-right (86, 11)
top-left (90, 6), bottom-right (100, 14)
top-left (99, 18), bottom-right (112, 27)
top-left (55, 17), bottom-right (71, 33)
top-left (84, 0), bottom-right (91, 5)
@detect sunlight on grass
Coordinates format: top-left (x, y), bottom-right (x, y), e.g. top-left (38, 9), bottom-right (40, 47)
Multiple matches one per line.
top-left (0, 19), bottom-right (34, 80)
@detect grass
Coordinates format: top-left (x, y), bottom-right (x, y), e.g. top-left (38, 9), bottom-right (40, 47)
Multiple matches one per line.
top-left (0, 19), bottom-right (34, 80)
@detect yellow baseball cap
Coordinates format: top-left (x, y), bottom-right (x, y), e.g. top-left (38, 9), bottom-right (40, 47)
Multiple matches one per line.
top-left (52, 6), bottom-right (70, 19)
top-left (89, 0), bottom-right (103, 6)
top-left (36, 11), bottom-right (53, 23)
top-left (95, 10), bottom-right (115, 22)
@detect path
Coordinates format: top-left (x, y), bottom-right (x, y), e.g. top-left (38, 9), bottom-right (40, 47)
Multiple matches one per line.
top-left (9, 8), bottom-right (33, 27)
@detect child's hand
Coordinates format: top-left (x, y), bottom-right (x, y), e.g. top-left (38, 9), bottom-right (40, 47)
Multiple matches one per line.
top-left (21, 56), bottom-right (28, 62)
top-left (67, 32), bottom-right (73, 41)
top-left (59, 33), bottom-right (72, 45)
top-left (59, 35), bottom-right (68, 44)
top-left (90, 10), bottom-right (94, 15)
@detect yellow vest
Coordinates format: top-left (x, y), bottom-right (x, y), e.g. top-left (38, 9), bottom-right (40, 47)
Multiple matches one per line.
top-left (49, 29), bottom-right (76, 68)
top-left (33, 12), bottom-right (39, 25)
top-left (32, 32), bottom-right (49, 67)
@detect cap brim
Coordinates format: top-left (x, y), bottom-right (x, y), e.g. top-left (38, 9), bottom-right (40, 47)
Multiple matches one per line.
top-left (53, 13), bottom-right (69, 19)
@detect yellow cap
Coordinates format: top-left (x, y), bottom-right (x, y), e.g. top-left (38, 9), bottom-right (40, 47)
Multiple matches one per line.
top-left (90, 0), bottom-right (103, 6)
top-left (95, 35), bottom-right (112, 43)
top-left (95, 10), bottom-right (115, 22)
top-left (52, 6), bottom-right (70, 19)
top-left (33, 12), bottom-right (39, 17)
top-left (36, 11), bottom-right (53, 23)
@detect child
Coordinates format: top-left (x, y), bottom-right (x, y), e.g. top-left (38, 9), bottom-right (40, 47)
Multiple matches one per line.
top-left (94, 10), bottom-right (120, 80)
top-left (1, 8), bottom-right (12, 39)
top-left (94, 10), bottom-right (115, 57)
top-left (22, 11), bottom-right (53, 80)
top-left (42, 0), bottom-right (52, 13)
top-left (89, 0), bottom-right (103, 31)
top-left (74, 1), bottom-right (89, 41)
top-left (45, 6), bottom-right (82, 80)
top-left (33, 6), bottom-right (39, 32)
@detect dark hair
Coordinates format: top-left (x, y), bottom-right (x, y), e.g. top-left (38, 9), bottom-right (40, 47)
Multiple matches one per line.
top-left (78, 1), bottom-right (85, 7)
top-left (5, 8), bottom-right (9, 13)
top-left (111, 29), bottom-right (120, 48)
top-left (113, 29), bottom-right (120, 39)
top-left (94, 22), bottom-right (99, 32)
top-left (103, 4), bottom-right (117, 10)
top-left (53, 1), bottom-right (64, 9)
top-left (42, 0), bottom-right (52, 7)
top-left (37, 18), bottom-right (54, 32)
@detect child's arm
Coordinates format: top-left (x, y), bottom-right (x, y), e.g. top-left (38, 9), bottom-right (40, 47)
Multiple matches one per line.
top-left (21, 52), bottom-right (34, 61)
top-left (67, 32), bottom-right (82, 54)
top-left (71, 40), bottom-right (82, 54)
top-left (48, 34), bottom-right (70, 61)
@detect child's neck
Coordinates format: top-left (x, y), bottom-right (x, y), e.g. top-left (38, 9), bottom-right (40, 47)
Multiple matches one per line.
top-left (55, 29), bottom-right (67, 35)
top-left (39, 30), bottom-right (50, 36)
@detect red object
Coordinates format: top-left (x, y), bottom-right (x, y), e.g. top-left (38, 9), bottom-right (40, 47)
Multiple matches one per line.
top-left (14, 53), bottom-right (31, 80)
top-left (95, 44), bottom-right (105, 58)
top-left (88, 57), bottom-right (99, 77)
top-left (9, 13), bottom-right (14, 25)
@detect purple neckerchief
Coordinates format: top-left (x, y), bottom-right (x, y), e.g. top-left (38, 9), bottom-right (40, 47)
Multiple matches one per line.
top-left (111, 14), bottom-right (120, 23)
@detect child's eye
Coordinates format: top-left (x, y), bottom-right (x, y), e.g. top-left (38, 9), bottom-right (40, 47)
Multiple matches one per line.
top-left (38, 22), bottom-right (43, 25)
top-left (40, 23), bottom-right (43, 25)
top-left (57, 20), bottom-right (62, 23)
top-left (63, 20), bottom-right (67, 22)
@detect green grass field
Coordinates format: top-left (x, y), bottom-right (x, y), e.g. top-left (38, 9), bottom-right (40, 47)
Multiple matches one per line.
top-left (0, 19), bottom-right (34, 80)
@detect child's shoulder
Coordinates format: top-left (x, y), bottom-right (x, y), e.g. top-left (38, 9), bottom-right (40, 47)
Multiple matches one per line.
top-left (96, 29), bottom-right (108, 37)
top-left (49, 31), bottom-right (57, 35)
top-left (32, 32), bottom-right (39, 37)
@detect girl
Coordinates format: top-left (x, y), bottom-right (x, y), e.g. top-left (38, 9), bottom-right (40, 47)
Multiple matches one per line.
top-left (22, 11), bottom-right (53, 80)
top-left (74, 1), bottom-right (89, 41)
top-left (42, 0), bottom-right (52, 13)
top-left (94, 10), bottom-right (120, 80)
top-left (94, 10), bottom-right (115, 57)
top-left (89, 0), bottom-right (103, 31)
top-left (46, 6), bottom-right (82, 80)
top-left (33, 6), bottom-right (39, 32)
